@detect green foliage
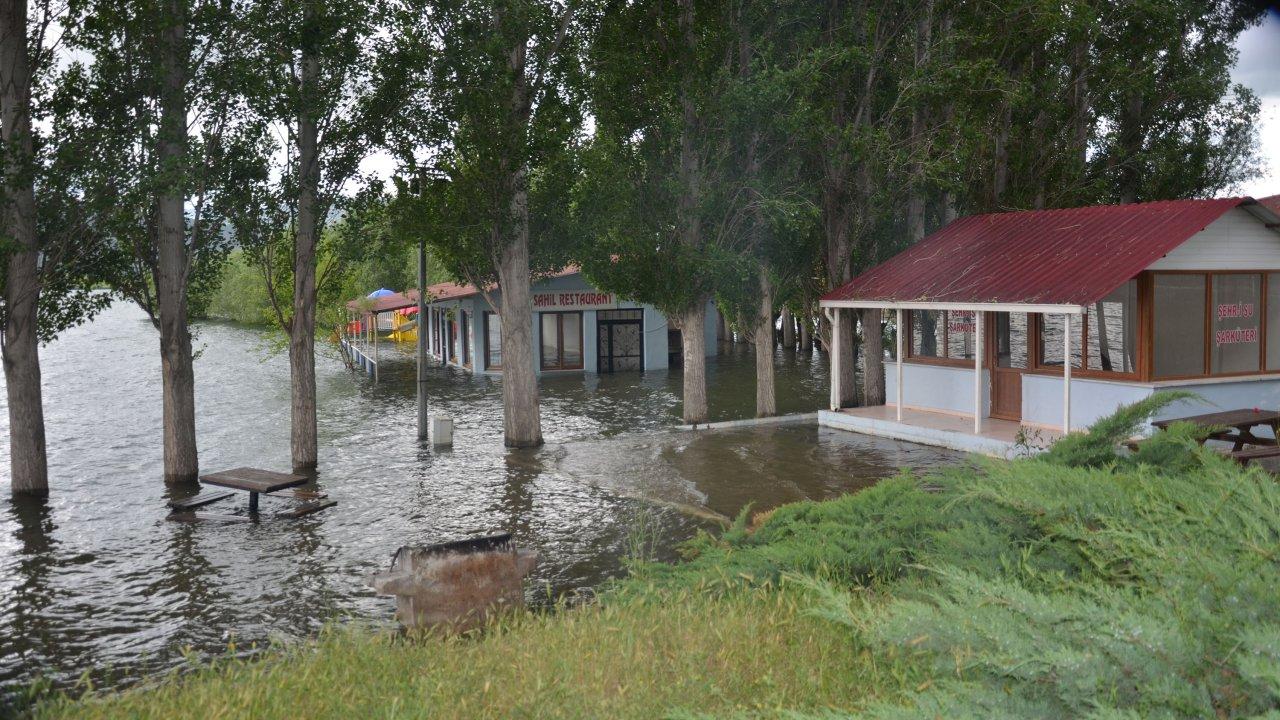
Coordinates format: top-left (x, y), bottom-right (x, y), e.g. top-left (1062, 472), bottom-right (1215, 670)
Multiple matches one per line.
top-left (204, 251), bottom-right (274, 325)
top-left (1039, 391), bottom-right (1196, 468)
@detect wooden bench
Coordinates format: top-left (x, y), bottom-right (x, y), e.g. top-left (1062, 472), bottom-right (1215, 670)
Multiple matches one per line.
top-left (167, 491), bottom-right (235, 511)
top-left (1227, 446), bottom-right (1280, 466)
top-left (275, 500), bottom-right (337, 519)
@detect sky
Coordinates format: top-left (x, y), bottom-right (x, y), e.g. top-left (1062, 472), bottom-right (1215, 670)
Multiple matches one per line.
top-left (1232, 6), bottom-right (1280, 199)
top-left (362, 8), bottom-right (1280, 201)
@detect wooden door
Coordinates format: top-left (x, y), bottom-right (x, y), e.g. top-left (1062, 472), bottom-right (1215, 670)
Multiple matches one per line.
top-left (989, 312), bottom-right (1028, 421)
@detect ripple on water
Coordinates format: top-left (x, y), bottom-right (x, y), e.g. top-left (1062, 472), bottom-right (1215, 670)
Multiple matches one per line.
top-left (0, 301), bottom-right (962, 692)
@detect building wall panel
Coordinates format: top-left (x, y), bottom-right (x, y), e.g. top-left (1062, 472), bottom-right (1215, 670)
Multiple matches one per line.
top-left (1148, 208), bottom-right (1280, 271)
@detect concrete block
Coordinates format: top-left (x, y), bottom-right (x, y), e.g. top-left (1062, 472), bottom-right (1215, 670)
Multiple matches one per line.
top-left (430, 416), bottom-right (454, 447)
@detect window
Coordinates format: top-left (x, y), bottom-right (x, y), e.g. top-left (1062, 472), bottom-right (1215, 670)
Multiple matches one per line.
top-left (1085, 280), bottom-right (1138, 373)
top-left (1038, 314), bottom-right (1083, 370)
top-left (910, 310), bottom-right (944, 358)
top-left (994, 312), bottom-right (1029, 369)
top-left (1270, 274), bottom-right (1280, 371)
top-left (1211, 274), bottom-right (1261, 374)
top-left (907, 310), bottom-right (976, 362)
top-left (461, 310), bottom-right (471, 367)
top-left (1153, 274), bottom-right (1207, 378)
top-left (540, 312), bottom-right (583, 370)
top-left (485, 312), bottom-right (502, 370)
top-left (946, 311), bottom-right (977, 360)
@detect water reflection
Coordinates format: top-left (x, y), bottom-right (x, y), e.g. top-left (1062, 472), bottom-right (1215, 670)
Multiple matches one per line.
top-left (0, 302), bottom-right (960, 693)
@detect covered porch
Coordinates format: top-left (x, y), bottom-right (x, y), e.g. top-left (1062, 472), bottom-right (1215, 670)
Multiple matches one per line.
top-left (821, 405), bottom-right (1065, 458)
top-left (821, 300), bottom-right (1082, 456)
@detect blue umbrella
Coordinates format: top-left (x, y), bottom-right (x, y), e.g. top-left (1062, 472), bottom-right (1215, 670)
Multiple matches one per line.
top-left (367, 288), bottom-right (395, 299)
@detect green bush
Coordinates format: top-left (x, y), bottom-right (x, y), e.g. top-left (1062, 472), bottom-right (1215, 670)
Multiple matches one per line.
top-left (621, 395), bottom-right (1280, 718)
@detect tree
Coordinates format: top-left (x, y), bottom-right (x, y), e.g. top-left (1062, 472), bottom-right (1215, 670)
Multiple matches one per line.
top-left (400, 0), bottom-right (586, 447)
top-left (0, 0), bottom-right (112, 495)
top-left (580, 0), bottom-right (752, 424)
top-left (233, 0), bottom-right (429, 470)
top-left (67, 0), bottom-right (255, 483)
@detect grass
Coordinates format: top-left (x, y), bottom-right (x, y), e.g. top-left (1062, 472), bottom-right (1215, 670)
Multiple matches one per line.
top-left (35, 394), bottom-right (1280, 718)
top-left (37, 586), bottom-right (910, 719)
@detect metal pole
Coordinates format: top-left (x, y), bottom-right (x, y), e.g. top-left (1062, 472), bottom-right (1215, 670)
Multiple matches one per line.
top-left (1063, 312), bottom-right (1072, 434)
top-left (373, 310), bottom-right (380, 383)
top-left (974, 311), bottom-right (983, 434)
top-left (896, 308), bottom-right (904, 423)
top-left (828, 308), bottom-right (841, 411)
top-left (417, 238), bottom-right (429, 440)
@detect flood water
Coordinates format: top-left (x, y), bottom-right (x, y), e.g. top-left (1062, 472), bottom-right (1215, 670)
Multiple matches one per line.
top-left (0, 302), bottom-right (961, 695)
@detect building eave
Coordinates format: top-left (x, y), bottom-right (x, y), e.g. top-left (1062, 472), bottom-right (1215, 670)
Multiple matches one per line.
top-left (819, 299), bottom-right (1085, 314)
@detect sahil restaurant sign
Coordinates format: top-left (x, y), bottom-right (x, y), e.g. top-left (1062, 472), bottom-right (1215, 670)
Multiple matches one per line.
top-left (532, 291), bottom-right (617, 311)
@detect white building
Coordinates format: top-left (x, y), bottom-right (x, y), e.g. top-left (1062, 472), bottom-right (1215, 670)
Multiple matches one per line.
top-left (351, 266), bottom-right (719, 376)
top-left (818, 195), bottom-right (1280, 456)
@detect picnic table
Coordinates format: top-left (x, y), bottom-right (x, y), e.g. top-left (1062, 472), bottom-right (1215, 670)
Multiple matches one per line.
top-left (1152, 408), bottom-right (1280, 465)
top-left (200, 467), bottom-right (309, 513)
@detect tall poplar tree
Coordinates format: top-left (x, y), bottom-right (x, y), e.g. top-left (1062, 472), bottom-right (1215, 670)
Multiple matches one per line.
top-left (68, 0), bottom-right (253, 483)
top-left (0, 0), bottom-right (112, 495)
top-left (234, 0), bottom-right (429, 469)
top-left (407, 0), bottom-right (587, 447)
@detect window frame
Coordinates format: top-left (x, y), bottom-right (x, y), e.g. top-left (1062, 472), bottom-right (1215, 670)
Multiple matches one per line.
top-left (1028, 278), bottom-right (1141, 381)
top-left (904, 309), bottom-right (977, 367)
top-left (539, 311), bottom-right (584, 371)
top-left (1149, 270), bottom-right (1274, 381)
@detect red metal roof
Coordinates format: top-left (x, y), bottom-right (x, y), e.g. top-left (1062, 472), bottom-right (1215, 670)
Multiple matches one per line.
top-left (1261, 194), bottom-right (1280, 215)
top-left (348, 266), bottom-right (584, 312)
top-left (821, 197), bottom-right (1266, 307)
top-left (346, 291), bottom-right (416, 313)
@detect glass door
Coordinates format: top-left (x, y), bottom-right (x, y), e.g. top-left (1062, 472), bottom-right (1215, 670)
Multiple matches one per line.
top-left (990, 312), bottom-right (1028, 421)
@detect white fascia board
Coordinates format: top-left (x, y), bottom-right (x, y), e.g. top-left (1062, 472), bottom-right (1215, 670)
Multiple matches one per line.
top-left (819, 299), bottom-right (1085, 314)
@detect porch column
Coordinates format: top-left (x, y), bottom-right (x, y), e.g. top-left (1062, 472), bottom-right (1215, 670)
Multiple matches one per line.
top-left (895, 308), bottom-right (904, 423)
top-left (828, 308), bottom-right (841, 411)
top-left (973, 310), bottom-right (983, 434)
top-left (1063, 312), bottom-right (1072, 433)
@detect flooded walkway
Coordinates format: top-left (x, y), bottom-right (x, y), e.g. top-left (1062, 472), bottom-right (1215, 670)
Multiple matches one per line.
top-left (0, 303), bottom-right (962, 693)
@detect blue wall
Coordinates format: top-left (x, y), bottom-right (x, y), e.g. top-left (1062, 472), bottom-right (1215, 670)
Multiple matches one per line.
top-left (423, 272), bottom-right (717, 376)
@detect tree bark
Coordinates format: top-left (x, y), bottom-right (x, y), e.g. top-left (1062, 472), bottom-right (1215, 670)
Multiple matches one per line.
top-left (992, 98), bottom-right (1011, 208)
top-left (1117, 80), bottom-right (1143, 204)
top-left (156, 0), bottom-right (197, 484)
top-left (754, 273), bottom-right (775, 417)
top-left (780, 306), bottom-right (794, 349)
top-left (861, 308), bottom-right (885, 405)
top-left (679, 301), bottom-right (708, 423)
top-left (1, 0), bottom-right (46, 495)
top-left (290, 36), bottom-right (320, 471)
top-left (496, 174), bottom-right (542, 447)
top-left (798, 311), bottom-right (810, 352)
top-left (824, 212), bottom-right (856, 406)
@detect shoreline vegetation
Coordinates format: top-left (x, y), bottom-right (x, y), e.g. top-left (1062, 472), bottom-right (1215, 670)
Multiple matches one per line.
top-left (30, 396), bottom-right (1280, 719)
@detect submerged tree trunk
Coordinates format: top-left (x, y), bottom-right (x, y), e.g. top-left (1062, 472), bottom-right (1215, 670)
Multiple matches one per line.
top-left (755, 274), bottom-right (776, 418)
top-left (1, 0), bottom-right (46, 495)
top-left (156, 0), bottom-right (197, 483)
top-left (861, 308), bottom-right (885, 406)
top-left (290, 44), bottom-right (320, 471)
top-left (798, 311), bottom-right (810, 352)
top-left (497, 176), bottom-right (542, 447)
top-left (780, 307), bottom-right (794, 349)
top-left (680, 302), bottom-right (708, 423)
